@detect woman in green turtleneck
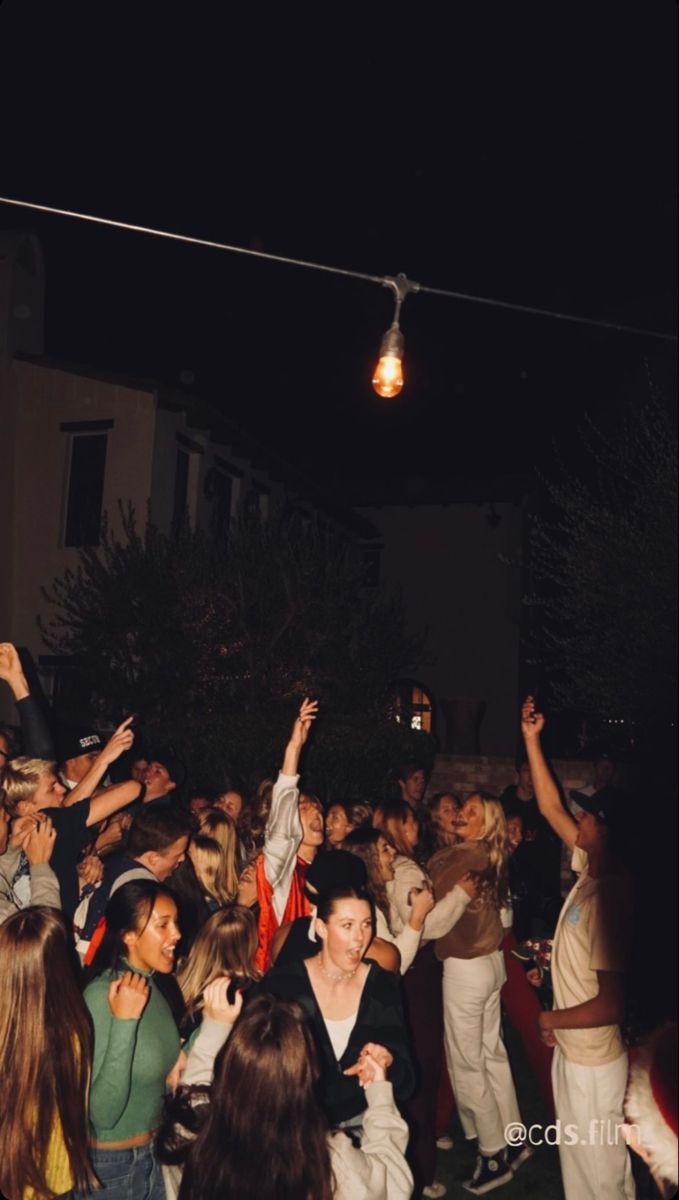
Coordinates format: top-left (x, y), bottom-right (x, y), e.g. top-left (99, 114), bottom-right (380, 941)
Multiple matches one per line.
top-left (76, 880), bottom-right (183, 1200)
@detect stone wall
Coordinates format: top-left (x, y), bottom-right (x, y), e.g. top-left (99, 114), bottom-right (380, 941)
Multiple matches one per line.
top-left (428, 754), bottom-right (594, 799)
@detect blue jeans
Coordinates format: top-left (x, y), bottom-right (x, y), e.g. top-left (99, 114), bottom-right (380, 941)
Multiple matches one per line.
top-left (74, 1141), bottom-right (165, 1200)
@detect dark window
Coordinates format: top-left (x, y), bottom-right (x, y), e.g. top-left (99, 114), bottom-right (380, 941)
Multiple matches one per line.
top-left (211, 470), bottom-right (233, 538)
top-left (64, 434), bottom-right (107, 547)
top-left (394, 679), bottom-right (434, 733)
top-left (173, 448), bottom-right (189, 530)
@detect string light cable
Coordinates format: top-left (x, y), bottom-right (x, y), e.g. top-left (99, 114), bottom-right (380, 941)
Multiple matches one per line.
top-left (0, 195), bottom-right (675, 397)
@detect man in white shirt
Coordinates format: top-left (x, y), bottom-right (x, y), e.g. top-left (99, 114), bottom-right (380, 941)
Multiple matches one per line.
top-left (521, 696), bottom-right (635, 1200)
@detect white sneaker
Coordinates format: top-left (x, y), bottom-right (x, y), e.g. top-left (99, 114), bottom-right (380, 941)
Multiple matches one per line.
top-left (422, 1182), bottom-right (447, 1199)
top-left (436, 1135), bottom-right (454, 1150)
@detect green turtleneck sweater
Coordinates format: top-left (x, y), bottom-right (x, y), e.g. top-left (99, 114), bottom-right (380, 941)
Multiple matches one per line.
top-left (84, 962), bottom-right (180, 1142)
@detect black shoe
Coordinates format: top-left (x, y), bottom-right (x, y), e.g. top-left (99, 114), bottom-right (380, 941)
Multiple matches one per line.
top-left (505, 1141), bottom-right (534, 1173)
top-left (461, 1152), bottom-right (513, 1195)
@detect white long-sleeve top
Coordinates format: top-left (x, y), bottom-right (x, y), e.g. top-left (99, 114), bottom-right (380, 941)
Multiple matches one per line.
top-left (262, 770), bottom-right (302, 923)
top-left (329, 1079), bottom-right (414, 1200)
top-left (386, 855), bottom-right (472, 954)
top-left (374, 904), bottom-right (422, 975)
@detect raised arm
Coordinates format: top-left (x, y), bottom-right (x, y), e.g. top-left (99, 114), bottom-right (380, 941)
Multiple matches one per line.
top-left (86, 780), bottom-right (143, 828)
top-left (281, 698), bottom-right (318, 777)
top-left (0, 642), bottom-right (55, 759)
top-left (521, 696), bottom-right (577, 850)
top-left (263, 699), bottom-right (318, 909)
top-left (66, 717), bottom-right (136, 806)
top-left (65, 717), bottom-right (144, 826)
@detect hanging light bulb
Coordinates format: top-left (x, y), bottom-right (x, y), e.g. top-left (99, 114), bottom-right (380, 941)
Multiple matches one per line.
top-left (371, 273), bottom-right (419, 399)
top-left (372, 323), bottom-right (405, 398)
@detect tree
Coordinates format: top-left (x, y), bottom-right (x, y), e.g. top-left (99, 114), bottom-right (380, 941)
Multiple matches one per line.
top-left (40, 504), bottom-right (432, 797)
top-left (528, 391), bottom-right (677, 738)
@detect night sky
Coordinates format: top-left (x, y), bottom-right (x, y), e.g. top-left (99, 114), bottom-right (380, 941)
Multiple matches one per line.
top-left (1, 3), bottom-right (676, 500)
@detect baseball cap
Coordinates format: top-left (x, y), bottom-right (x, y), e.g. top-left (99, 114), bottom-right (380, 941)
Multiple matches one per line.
top-left (58, 727), bottom-right (104, 763)
top-left (569, 785), bottom-right (628, 828)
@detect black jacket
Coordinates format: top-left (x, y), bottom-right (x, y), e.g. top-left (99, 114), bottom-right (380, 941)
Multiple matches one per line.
top-left (260, 957), bottom-right (415, 1126)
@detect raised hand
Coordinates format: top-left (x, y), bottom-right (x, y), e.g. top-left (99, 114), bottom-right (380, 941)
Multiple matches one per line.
top-left (108, 970), bottom-right (150, 1020)
top-left (290, 698), bottom-right (319, 750)
top-left (0, 643), bottom-right (29, 701)
top-left (100, 716), bottom-right (135, 766)
top-left (521, 695), bottom-right (545, 740)
top-left (0, 642), bottom-right (22, 682)
top-left (282, 698), bottom-right (319, 775)
top-left (22, 815), bottom-right (57, 865)
top-left (202, 975), bottom-right (245, 1025)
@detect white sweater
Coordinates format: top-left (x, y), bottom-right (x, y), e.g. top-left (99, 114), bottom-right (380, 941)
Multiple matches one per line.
top-left (386, 855), bottom-right (472, 955)
top-left (329, 1080), bottom-right (414, 1200)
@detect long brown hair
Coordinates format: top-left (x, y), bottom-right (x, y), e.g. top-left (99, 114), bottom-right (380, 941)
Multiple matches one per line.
top-left (178, 996), bottom-right (333, 1200)
top-left (343, 826), bottom-right (393, 930)
top-left (177, 906), bottom-right (261, 1018)
top-left (372, 798), bottom-right (417, 858)
top-left (0, 907), bottom-right (97, 1198)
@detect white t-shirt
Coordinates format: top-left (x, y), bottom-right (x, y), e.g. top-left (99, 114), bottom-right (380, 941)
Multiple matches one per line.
top-left (325, 1012), bottom-right (358, 1062)
top-left (551, 848), bottom-right (633, 1065)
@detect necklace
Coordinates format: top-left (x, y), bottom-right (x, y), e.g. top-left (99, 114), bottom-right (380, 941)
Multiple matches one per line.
top-left (317, 959), bottom-right (359, 983)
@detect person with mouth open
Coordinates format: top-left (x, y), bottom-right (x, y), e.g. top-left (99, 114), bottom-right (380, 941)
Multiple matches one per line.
top-left (75, 880), bottom-right (185, 1199)
top-left (262, 880), bottom-right (415, 1139)
top-left (253, 698), bottom-right (323, 971)
top-left (521, 696), bottom-right (636, 1200)
top-left (428, 792), bottom-right (527, 1195)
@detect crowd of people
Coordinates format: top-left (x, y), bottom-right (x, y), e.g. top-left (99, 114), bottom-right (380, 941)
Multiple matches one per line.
top-left (0, 640), bottom-right (676, 1200)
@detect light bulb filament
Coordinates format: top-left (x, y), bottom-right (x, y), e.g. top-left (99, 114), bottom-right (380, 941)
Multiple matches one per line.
top-left (372, 323), bottom-right (405, 398)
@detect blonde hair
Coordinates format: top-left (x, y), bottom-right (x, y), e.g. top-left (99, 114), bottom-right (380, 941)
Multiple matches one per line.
top-left (1, 758), bottom-right (56, 815)
top-left (177, 906), bottom-right (261, 1017)
top-left (190, 835), bottom-right (236, 906)
top-left (469, 792), bottom-right (511, 907)
top-left (197, 810), bottom-right (240, 898)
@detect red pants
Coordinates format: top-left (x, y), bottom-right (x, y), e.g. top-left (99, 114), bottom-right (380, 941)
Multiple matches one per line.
top-left (401, 942), bottom-right (445, 1190)
top-left (501, 929), bottom-right (555, 1120)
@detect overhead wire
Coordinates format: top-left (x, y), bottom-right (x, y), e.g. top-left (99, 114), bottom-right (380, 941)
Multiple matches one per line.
top-left (0, 194), bottom-right (676, 342)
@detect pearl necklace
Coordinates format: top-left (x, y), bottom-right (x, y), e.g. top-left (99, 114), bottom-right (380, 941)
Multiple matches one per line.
top-left (317, 959), bottom-right (359, 983)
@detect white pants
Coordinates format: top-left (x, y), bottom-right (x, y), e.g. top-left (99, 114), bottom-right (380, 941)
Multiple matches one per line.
top-left (552, 1047), bottom-right (636, 1200)
top-left (442, 951), bottom-right (521, 1155)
